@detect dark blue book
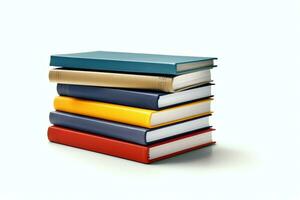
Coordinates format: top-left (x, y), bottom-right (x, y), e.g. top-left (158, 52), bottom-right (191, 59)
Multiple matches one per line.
top-left (50, 51), bottom-right (216, 75)
top-left (49, 111), bottom-right (211, 145)
top-left (57, 84), bottom-right (212, 110)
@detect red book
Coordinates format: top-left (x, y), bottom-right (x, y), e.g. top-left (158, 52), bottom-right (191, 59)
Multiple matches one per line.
top-left (48, 126), bottom-right (215, 164)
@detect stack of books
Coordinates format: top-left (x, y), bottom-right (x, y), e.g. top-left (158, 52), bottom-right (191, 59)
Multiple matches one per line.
top-left (48, 51), bottom-right (217, 164)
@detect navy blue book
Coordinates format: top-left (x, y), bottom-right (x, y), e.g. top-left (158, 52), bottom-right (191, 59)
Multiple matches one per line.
top-left (50, 51), bottom-right (216, 75)
top-left (57, 84), bottom-right (212, 110)
top-left (49, 111), bottom-right (211, 145)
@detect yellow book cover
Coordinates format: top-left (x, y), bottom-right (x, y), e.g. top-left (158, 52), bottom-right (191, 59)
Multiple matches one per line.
top-left (54, 96), bottom-right (212, 128)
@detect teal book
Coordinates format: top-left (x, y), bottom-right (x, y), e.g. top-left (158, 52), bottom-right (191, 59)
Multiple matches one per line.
top-left (50, 51), bottom-right (217, 75)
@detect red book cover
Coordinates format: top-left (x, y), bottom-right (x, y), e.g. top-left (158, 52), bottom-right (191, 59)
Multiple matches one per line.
top-left (48, 126), bottom-right (215, 164)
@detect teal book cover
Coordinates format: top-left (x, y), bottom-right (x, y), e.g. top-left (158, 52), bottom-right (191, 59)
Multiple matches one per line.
top-left (50, 51), bottom-right (217, 75)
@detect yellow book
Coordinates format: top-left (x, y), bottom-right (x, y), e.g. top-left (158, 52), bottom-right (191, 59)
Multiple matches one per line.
top-left (54, 96), bottom-right (212, 128)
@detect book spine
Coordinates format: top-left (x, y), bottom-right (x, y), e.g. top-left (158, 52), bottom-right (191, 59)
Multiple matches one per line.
top-left (50, 56), bottom-right (178, 75)
top-left (57, 84), bottom-right (160, 110)
top-left (158, 77), bottom-right (174, 92)
top-left (53, 96), bottom-right (153, 128)
top-left (49, 69), bottom-right (174, 92)
top-left (49, 111), bottom-right (148, 145)
top-left (48, 126), bottom-right (150, 163)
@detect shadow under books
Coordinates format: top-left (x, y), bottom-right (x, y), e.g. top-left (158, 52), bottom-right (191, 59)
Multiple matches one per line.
top-left (153, 144), bottom-right (254, 167)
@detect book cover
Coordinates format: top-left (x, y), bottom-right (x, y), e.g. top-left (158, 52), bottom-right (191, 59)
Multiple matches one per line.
top-left (48, 126), bottom-right (215, 164)
top-left (50, 51), bottom-right (216, 75)
top-left (53, 96), bottom-right (212, 128)
top-left (49, 68), bottom-right (212, 92)
top-left (57, 84), bottom-right (212, 110)
top-left (49, 111), bottom-right (211, 145)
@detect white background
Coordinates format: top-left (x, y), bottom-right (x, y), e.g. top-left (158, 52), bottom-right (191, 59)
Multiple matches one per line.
top-left (0, 0), bottom-right (299, 199)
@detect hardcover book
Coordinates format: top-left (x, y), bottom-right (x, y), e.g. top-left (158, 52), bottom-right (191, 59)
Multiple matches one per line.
top-left (57, 84), bottom-right (212, 110)
top-left (49, 68), bottom-right (212, 92)
top-left (50, 51), bottom-right (216, 75)
top-left (48, 126), bottom-right (215, 164)
top-left (53, 96), bottom-right (212, 128)
top-left (49, 111), bottom-right (211, 145)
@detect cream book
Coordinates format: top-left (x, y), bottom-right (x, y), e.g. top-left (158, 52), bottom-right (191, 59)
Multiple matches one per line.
top-left (49, 69), bottom-right (212, 92)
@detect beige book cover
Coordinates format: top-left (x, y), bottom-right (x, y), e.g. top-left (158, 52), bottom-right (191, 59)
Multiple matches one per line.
top-left (49, 69), bottom-right (174, 92)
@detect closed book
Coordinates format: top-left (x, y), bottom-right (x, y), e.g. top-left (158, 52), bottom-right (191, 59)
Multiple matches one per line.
top-left (50, 51), bottom-right (216, 75)
top-left (54, 96), bottom-right (212, 128)
top-left (48, 126), bottom-right (215, 164)
top-left (57, 84), bottom-right (212, 110)
top-left (49, 111), bottom-right (211, 145)
top-left (49, 68), bottom-right (212, 93)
